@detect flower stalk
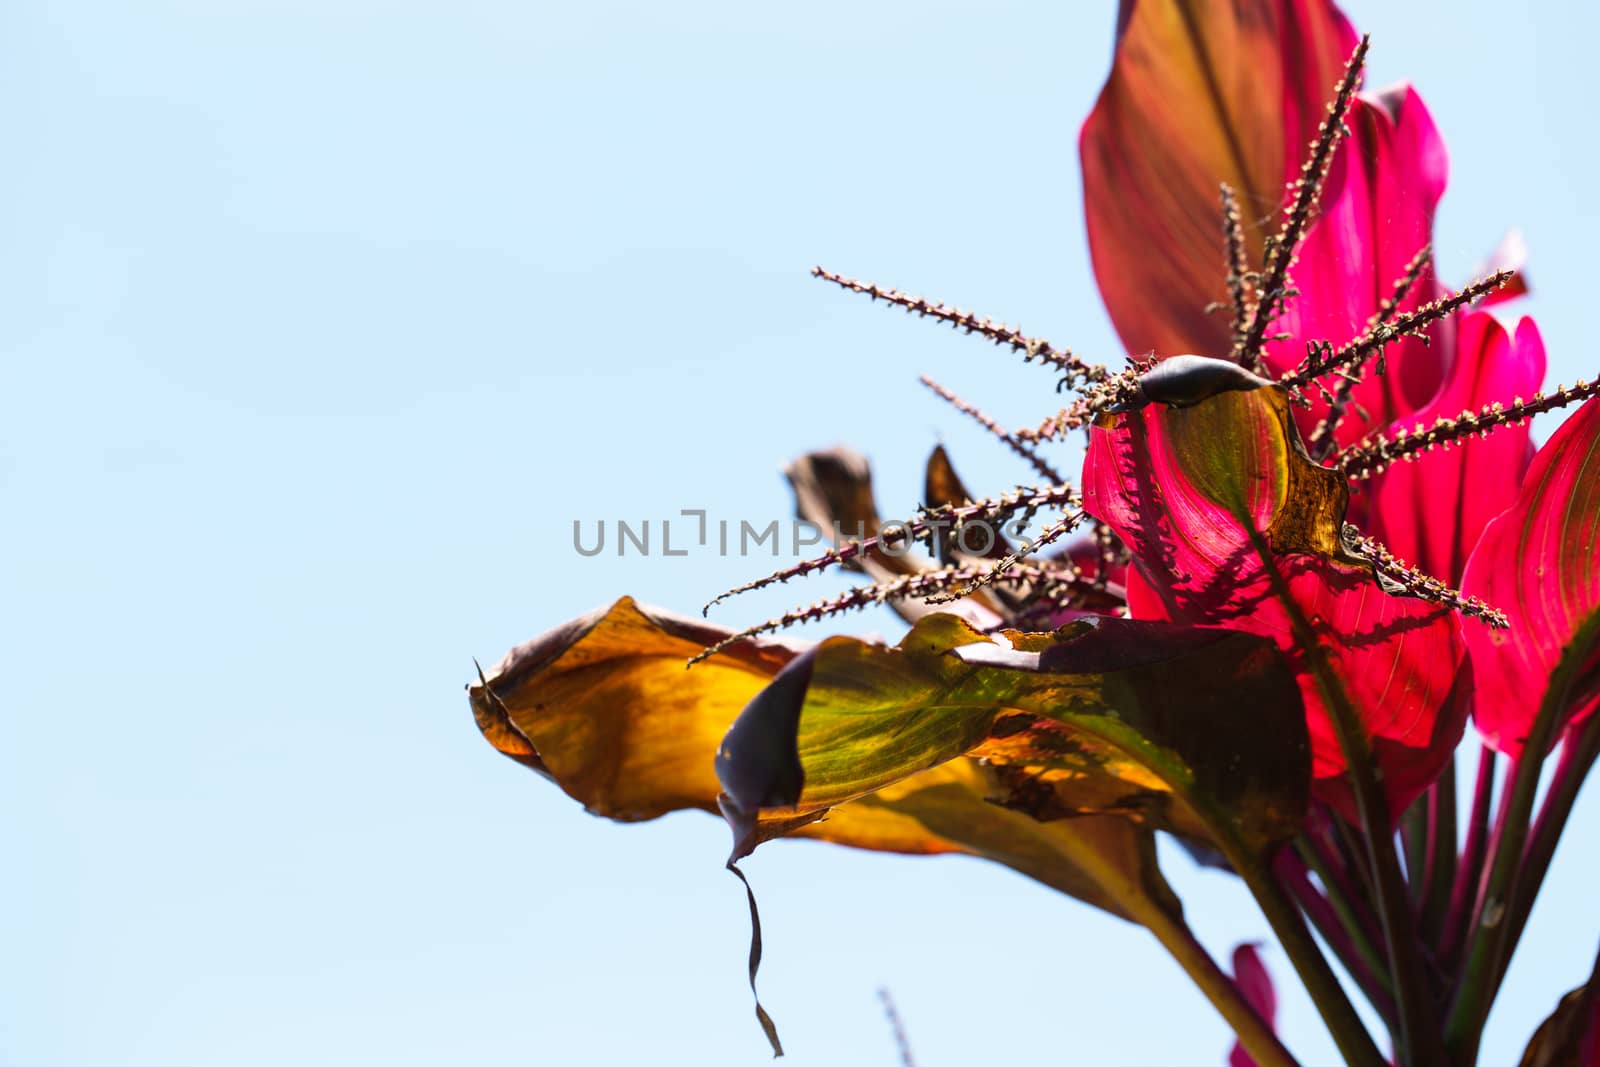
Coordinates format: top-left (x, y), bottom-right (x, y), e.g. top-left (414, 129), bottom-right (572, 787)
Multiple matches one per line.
top-left (1446, 613), bottom-right (1600, 1062)
top-left (1250, 528), bottom-right (1444, 1067)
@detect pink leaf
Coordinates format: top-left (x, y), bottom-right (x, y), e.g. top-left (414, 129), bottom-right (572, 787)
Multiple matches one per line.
top-left (1084, 382), bottom-right (1468, 818)
top-left (1227, 943), bottom-right (1278, 1067)
top-left (1462, 398), bottom-right (1600, 757)
top-left (1082, 0), bottom-right (1358, 361)
top-left (1366, 313), bottom-right (1546, 584)
top-left (1262, 86), bottom-right (1454, 450)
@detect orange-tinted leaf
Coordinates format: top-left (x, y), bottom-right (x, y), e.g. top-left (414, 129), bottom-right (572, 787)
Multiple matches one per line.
top-left (819, 760), bottom-right (1171, 921)
top-left (471, 597), bottom-right (794, 821)
top-left (470, 596), bottom-right (1161, 919)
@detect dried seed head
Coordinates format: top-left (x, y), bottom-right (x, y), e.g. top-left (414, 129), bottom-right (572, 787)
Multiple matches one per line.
top-left (919, 375), bottom-right (1065, 484)
top-left (1238, 36), bottom-right (1370, 366)
top-left (1340, 378), bottom-right (1600, 478)
top-left (924, 510), bottom-right (1085, 604)
top-left (1288, 270), bottom-right (1513, 388)
top-left (1342, 525), bottom-right (1509, 628)
top-left (812, 266), bottom-right (1108, 390)
top-left (1308, 244), bottom-right (1433, 457)
top-left (702, 483), bottom-right (1080, 615)
top-left (1219, 183), bottom-right (1257, 362)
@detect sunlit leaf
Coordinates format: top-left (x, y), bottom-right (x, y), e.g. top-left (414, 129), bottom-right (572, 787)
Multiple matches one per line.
top-left (716, 611), bottom-right (1309, 868)
top-left (1367, 312), bottom-right (1545, 584)
top-left (470, 597), bottom-right (795, 821)
top-left (470, 596), bottom-right (1171, 920)
top-left (1081, 0), bottom-right (1358, 360)
top-left (1082, 376), bottom-right (1468, 817)
top-left (817, 759), bottom-right (1172, 922)
top-left (1463, 398), bottom-right (1600, 757)
top-left (1228, 943), bottom-right (1279, 1067)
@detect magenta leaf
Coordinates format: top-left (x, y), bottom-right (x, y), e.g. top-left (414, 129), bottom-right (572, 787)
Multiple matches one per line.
top-left (1366, 312), bottom-right (1546, 584)
top-left (1082, 0), bottom-right (1359, 362)
top-left (1261, 86), bottom-right (1454, 449)
top-left (1228, 943), bottom-right (1279, 1067)
top-left (1084, 378), bottom-right (1469, 818)
top-left (1462, 397), bottom-right (1600, 757)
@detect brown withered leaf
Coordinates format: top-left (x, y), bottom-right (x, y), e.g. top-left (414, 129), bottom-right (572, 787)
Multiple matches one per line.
top-left (470, 596), bottom-right (1174, 920)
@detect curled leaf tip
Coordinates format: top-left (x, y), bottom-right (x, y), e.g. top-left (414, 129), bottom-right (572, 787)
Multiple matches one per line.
top-left (725, 860), bottom-right (784, 1058)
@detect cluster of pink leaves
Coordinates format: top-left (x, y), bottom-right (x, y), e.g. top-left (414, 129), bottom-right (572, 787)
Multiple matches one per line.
top-left (1077, 2), bottom-right (1599, 1060)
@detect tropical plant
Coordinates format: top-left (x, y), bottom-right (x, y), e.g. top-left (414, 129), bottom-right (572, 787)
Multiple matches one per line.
top-left (468, 3), bottom-right (1600, 1063)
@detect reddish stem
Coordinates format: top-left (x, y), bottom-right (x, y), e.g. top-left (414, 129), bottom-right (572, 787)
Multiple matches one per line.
top-left (1439, 747), bottom-right (1497, 968)
top-left (1276, 849), bottom-right (1398, 1028)
top-left (1490, 706), bottom-right (1600, 995)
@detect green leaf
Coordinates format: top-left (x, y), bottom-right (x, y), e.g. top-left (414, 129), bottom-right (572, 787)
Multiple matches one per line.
top-left (716, 611), bottom-right (1310, 866)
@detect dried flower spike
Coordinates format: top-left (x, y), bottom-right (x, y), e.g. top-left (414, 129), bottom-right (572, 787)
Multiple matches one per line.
top-left (924, 509), bottom-right (1085, 604)
top-left (701, 483), bottom-right (1081, 614)
top-left (1342, 525), bottom-right (1509, 628)
top-left (1239, 35), bottom-right (1370, 365)
top-left (919, 375), bottom-right (1066, 484)
top-left (812, 266), bottom-right (1108, 390)
top-left (1220, 183), bottom-right (1257, 361)
top-left (1309, 243), bottom-right (1433, 457)
top-left (1288, 270), bottom-right (1513, 388)
top-left (689, 564), bottom-right (994, 665)
top-left (1340, 378), bottom-right (1600, 478)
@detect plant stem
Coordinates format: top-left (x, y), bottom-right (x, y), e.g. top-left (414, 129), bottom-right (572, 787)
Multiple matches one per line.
top-left (1420, 759), bottom-right (1458, 944)
top-left (1249, 531), bottom-right (1442, 1066)
top-left (1330, 807), bottom-right (1380, 906)
top-left (1443, 614), bottom-right (1600, 1063)
top-left (1276, 849), bottom-right (1398, 1028)
top-left (1489, 699), bottom-right (1600, 996)
top-left (1033, 820), bottom-right (1301, 1067)
top-left (1440, 746), bottom-right (1497, 968)
top-left (1134, 888), bottom-right (1303, 1067)
top-left (1401, 791), bottom-right (1429, 907)
top-left (1292, 839), bottom-right (1392, 999)
top-left (1234, 853), bottom-right (1388, 1067)
top-left (1303, 820), bottom-right (1375, 927)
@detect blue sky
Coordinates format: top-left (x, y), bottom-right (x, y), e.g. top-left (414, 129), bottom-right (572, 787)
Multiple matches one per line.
top-left (4, 2), bottom-right (1597, 1064)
